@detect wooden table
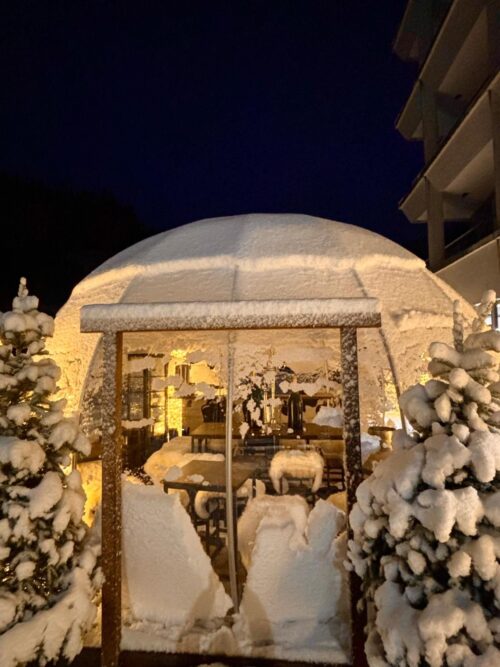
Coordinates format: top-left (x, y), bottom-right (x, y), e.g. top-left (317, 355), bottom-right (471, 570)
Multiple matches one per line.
top-left (163, 459), bottom-right (260, 556)
top-left (287, 422), bottom-right (344, 442)
top-left (190, 421), bottom-right (343, 452)
top-left (190, 422), bottom-right (241, 452)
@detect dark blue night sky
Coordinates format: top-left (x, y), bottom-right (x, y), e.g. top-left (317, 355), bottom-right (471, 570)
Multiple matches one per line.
top-left (3, 1), bottom-right (425, 252)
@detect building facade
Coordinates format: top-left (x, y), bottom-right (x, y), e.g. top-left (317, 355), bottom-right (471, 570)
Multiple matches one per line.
top-left (394, 0), bottom-right (500, 306)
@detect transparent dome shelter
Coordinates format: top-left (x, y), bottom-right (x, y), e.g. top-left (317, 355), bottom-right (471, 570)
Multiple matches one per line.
top-left (49, 214), bottom-right (476, 666)
top-left (51, 213), bottom-right (475, 428)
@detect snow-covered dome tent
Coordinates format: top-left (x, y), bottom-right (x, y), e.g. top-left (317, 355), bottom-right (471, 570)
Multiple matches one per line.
top-left (50, 213), bottom-right (475, 431)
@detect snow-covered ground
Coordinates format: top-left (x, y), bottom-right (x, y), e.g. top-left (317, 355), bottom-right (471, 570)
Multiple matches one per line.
top-left (85, 481), bottom-right (350, 664)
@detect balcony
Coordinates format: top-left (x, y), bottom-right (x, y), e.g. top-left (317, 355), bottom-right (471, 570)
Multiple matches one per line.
top-left (393, 0), bottom-right (452, 66)
top-left (396, 0), bottom-right (496, 155)
top-left (399, 71), bottom-right (500, 225)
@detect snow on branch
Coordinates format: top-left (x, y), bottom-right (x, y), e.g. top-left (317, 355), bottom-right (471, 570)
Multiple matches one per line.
top-left (349, 285), bottom-right (500, 666)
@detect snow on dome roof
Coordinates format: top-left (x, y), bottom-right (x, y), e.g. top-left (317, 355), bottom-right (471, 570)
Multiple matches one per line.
top-left (75, 213), bottom-right (422, 296)
top-left (49, 213), bottom-right (475, 416)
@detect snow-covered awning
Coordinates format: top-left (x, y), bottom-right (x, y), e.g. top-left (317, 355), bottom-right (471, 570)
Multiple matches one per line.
top-left (80, 297), bottom-right (381, 333)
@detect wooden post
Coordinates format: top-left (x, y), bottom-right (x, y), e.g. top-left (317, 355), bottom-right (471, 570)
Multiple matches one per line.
top-left (224, 340), bottom-right (239, 612)
top-left (341, 326), bottom-right (367, 667)
top-left (101, 332), bottom-right (123, 667)
top-left (341, 327), bottom-right (363, 513)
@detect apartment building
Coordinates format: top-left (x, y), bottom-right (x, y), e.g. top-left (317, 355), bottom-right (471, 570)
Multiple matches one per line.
top-left (394, 0), bottom-right (500, 308)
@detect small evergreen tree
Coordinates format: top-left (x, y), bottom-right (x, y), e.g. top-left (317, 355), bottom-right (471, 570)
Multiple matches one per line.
top-left (349, 291), bottom-right (500, 666)
top-left (0, 279), bottom-right (100, 664)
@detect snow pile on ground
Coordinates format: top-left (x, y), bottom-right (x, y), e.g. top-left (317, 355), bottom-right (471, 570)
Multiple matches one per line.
top-left (234, 496), bottom-right (348, 653)
top-left (122, 481), bottom-right (231, 632)
top-left (349, 294), bottom-right (500, 667)
top-left (313, 405), bottom-right (343, 427)
top-left (86, 490), bottom-right (349, 664)
top-left (269, 449), bottom-right (324, 493)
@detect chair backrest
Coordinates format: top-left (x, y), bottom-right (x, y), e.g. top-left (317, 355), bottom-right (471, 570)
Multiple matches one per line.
top-left (201, 399), bottom-right (226, 423)
top-left (269, 448), bottom-right (324, 493)
top-left (122, 481), bottom-right (231, 627)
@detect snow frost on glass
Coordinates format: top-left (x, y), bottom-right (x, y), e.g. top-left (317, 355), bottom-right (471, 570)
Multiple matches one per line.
top-left (84, 327), bottom-right (363, 663)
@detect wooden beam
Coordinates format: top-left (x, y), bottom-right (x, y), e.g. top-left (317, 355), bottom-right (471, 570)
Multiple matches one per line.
top-left (80, 299), bottom-right (381, 334)
top-left (340, 327), bottom-right (367, 667)
top-left (101, 332), bottom-right (123, 667)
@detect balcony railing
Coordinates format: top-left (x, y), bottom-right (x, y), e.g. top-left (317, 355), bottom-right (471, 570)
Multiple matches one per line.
top-left (444, 208), bottom-right (495, 262)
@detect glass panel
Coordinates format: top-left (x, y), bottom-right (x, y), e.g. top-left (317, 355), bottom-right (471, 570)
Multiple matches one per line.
top-left (80, 327), bottom-right (386, 663)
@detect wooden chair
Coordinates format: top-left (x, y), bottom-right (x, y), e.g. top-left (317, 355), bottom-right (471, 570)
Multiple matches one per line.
top-left (317, 440), bottom-right (345, 491)
top-left (269, 448), bottom-right (324, 504)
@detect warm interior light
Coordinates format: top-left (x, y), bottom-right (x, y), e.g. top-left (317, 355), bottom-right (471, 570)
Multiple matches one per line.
top-left (166, 390), bottom-right (182, 437)
top-left (382, 370), bottom-right (399, 428)
top-left (151, 402), bottom-right (166, 437)
top-left (166, 349), bottom-right (186, 437)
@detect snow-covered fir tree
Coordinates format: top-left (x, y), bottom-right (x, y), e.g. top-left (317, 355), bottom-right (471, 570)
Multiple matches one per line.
top-left (0, 279), bottom-right (101, 666)
top-left (349, 291), bottom-right (500, 667)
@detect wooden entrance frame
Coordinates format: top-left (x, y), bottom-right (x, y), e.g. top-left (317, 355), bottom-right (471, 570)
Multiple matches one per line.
top-left (80, 298), bottom-right (381, 667)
